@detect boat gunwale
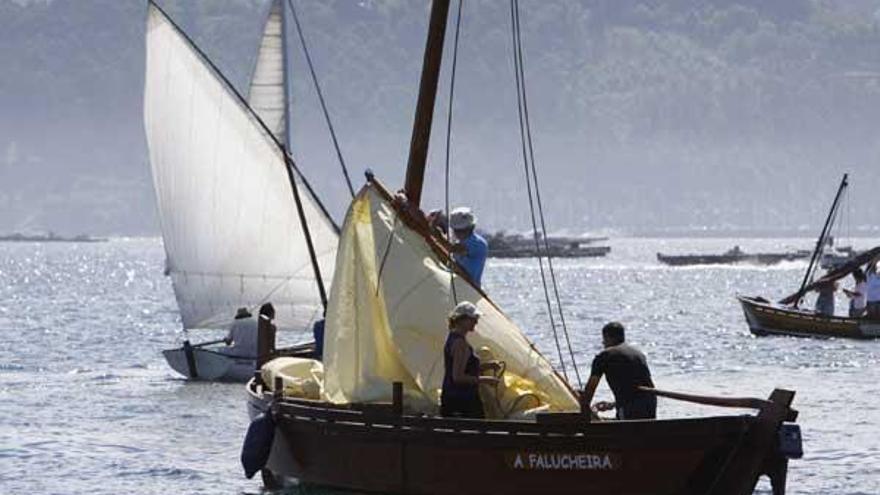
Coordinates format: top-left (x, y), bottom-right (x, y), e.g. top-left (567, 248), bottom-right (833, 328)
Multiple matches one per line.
top-left (248, 379), bottom-right (757, 440)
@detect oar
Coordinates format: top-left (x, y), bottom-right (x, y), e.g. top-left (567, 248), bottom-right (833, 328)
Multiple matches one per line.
top-left (639, 386), bottom-right (770, 410)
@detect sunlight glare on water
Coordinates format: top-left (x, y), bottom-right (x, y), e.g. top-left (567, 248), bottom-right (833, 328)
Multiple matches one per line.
top-left (1, 237), bottom-right (878, 494)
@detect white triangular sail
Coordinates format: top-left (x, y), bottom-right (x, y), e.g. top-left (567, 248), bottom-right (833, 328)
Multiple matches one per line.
top-left (321, 184), bottom-right (579, 415)
top-left (144, 3), bottom-right (337, 331)
top-left (247, 0), bottom-right (286, 143)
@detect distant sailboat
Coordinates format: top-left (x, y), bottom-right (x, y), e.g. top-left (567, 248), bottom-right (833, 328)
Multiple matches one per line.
top-left (144, 0), bottom-right (337, 381)
top-left (739, 174), bottom-right (880, 339)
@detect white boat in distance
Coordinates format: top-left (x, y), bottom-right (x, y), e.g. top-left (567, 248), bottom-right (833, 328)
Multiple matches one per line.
top-left (144, 0), bottom-right (338, 381)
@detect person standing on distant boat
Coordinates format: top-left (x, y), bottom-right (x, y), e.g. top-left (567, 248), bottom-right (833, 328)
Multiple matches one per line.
top-left (224, 307), bottom-right (258, 357)
top-left (865, 260), bottom-right (880, 320)
top-left (449, 207), bottom-right (488, 288)
top-left (582, 322), bottom-right (656, 420)
top-left (440, 301), bottom-right (499, 418)
top-left (843, 268), bottom-right (867, 318)
top-left (814, 279), bottom-right (837, 317)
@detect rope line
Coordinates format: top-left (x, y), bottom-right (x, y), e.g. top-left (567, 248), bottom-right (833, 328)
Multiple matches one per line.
top-left (508, 0), bottom-right (568, 384)
top-left (444, 0), bottom-right (464, 305)
top-left (287, 0), bottom-right (356, 198)
top-left (511, 0), bottom-right (581, 387)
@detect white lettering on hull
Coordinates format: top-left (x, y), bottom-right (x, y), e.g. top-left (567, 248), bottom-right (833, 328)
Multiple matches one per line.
top-left (508, 452), bottom-right (618, 470)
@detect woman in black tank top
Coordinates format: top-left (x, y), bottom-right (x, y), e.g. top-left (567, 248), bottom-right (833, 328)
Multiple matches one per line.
top-left (440, 302), bottom-right (499, 418)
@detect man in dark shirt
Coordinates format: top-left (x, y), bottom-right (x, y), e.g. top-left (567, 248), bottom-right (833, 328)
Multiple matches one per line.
top-left (582, 321), bottom-right (656, 420)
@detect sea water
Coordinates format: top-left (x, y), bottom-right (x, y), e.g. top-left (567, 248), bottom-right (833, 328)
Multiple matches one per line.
top-left (1, 237), bottom-right (878, 494)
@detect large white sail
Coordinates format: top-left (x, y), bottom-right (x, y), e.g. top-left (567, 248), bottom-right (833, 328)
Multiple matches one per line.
top-left (321, 184), bottom-right (579, 415)
top-left (144, 3), bottom-right (337, 331)
top-left (247, 0), bottom-right (286, 143)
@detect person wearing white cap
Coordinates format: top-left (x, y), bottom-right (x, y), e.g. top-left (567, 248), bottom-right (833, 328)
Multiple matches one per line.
top-left (449, 206), bottom-right (489, 288)
top-left (440, 301), bottom-right (499, 418)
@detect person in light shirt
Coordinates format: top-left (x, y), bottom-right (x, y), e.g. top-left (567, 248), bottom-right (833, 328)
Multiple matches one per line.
top-left (224, 307), bottom-right (258, 358)
top-left (843, 268), bottom-right (867, 318)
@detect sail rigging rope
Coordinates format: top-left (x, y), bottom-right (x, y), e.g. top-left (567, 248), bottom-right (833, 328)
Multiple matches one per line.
top-left (444, 0), bottom-right (464, 305)
top-left (286, 0), bottom-right (356, 198)
top-left (508, 0), bottom-right (582, 387)
top-left (511, 0), bottom-right (581, 388)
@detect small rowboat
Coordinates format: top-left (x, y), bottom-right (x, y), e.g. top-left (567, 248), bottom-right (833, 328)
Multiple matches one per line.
top-left (163, 340), bottom-right (316, 382)
top-left (738, 296), bottom-right (880, 339)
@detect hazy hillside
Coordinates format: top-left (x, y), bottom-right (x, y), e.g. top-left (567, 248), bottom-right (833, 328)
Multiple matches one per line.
top-left (1, 0), bottom-right (879, 236)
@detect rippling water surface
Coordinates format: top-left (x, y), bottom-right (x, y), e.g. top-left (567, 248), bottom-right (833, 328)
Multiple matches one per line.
top-left (1, 237), bottom-right (878, 494)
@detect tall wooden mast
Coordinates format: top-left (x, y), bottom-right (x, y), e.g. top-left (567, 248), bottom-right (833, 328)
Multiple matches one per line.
top-left (791, 173), bottom-right (848, 307)
top-left (403, 0), bottom-right (451, 208)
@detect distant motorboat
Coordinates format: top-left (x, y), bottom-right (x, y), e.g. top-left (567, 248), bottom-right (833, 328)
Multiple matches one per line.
top-left (486, 231), bottom-right (611, 259)
top-left (657, 245), bottom-right (810, 266)
top-left (0, 232), bottom-right (107, 243)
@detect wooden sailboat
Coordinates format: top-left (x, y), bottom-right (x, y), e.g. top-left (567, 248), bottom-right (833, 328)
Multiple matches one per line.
top-left (739, 174), bottom-right (880, 339)
top-left (144, 0), bottom-right (337, 381)
top-left (241, 1), bottom-right (803, 493)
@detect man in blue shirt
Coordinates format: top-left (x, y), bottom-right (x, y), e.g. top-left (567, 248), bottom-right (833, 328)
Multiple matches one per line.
top-left (449, 207), bottom-right (488, 288)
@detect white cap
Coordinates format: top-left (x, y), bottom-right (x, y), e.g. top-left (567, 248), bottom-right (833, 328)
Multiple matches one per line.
top-left (449, 207), bottom-right (476, 230)
top-left (449, 301), bottom-right (482, 320)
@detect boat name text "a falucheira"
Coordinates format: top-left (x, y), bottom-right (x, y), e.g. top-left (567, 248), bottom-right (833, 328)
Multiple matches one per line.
top-left (507, 452), bottom-right (619, 471)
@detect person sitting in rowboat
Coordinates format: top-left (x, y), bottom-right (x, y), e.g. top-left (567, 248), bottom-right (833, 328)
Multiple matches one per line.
top-left (449, 207), bottom-right (488, 288)
top-left (441, 302), bottom-right (500, 418)
top-left (842, 268), bottom-right (867, 318)
top-left (814, 279), bottom-right (837, 317)
top-left (224, 307), bottom-right (257, 358)
top-left (582, 322), bottom-right (656, 420)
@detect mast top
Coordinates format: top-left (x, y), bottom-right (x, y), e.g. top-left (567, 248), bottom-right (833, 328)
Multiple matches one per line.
top-left (403, 0), bottom-right (451, 208)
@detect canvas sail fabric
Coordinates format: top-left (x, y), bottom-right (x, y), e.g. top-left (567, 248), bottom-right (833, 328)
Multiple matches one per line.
top-left (247, 0), bottom-right (286, 143)
top-left (144, 4), bottom-right (336, 331)
top-left (321, 185), bottom-right (579, 415)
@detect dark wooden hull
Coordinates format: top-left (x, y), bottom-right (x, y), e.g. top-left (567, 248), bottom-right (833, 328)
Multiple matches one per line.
top-left (738, 296), bottom-right (880, 339)
top-left (657, 252), bottom-right (808, 266)
top-left (490, 245), bottom-right (611, 259)
top-left (246, 381), bottom-right (797, 495)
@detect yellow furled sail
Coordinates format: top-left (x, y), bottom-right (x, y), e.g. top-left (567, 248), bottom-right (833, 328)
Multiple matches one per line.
top-left (321, 184), bottom-right (579, 415)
